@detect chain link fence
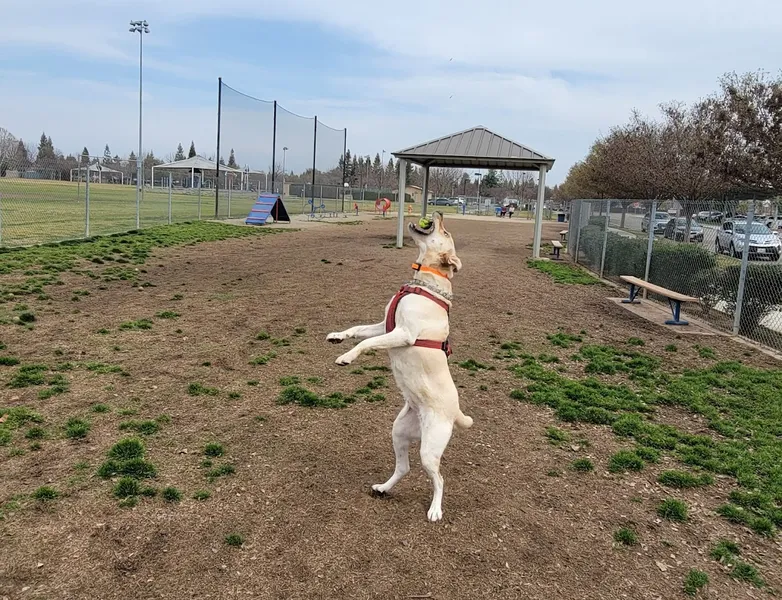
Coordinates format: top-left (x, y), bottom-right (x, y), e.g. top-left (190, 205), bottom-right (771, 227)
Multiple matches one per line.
top-left (567, 198), bottom-right (782, 351)
top-left (0, 154), bottom-right (239, 246)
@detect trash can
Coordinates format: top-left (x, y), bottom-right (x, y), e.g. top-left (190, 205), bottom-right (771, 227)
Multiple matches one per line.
top-left (557, 212), bottom-right (566, 223)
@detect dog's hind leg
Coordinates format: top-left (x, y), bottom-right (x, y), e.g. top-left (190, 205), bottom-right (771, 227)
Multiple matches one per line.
top-left (372, 403), bottom-right (419, 495)
top-left (419, 413), bottom-right (454, 522)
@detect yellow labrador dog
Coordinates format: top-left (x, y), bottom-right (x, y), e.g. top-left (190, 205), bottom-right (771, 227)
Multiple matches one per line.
top-left (327, 211), bottom-right (472, 522)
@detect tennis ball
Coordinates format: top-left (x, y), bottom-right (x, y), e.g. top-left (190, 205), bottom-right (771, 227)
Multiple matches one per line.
top-left (419, 218), bottom-right (432, 229)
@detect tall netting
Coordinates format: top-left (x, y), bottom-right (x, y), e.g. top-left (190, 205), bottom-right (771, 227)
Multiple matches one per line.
top-left (216, 82), bottom-right (275, 219)
top-left (274, 105), bottom-right (315, 215)
top-left (314, 120), bottom-right (347, 213)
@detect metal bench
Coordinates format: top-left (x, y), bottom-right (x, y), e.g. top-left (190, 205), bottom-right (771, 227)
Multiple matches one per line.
top-left (619, 275), bottom-right (699, 326)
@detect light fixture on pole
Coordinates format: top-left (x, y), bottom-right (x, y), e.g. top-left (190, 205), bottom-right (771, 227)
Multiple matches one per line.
top-left (282, 147), bottom-right (288, 198)
top-left (129, 19), bottom-right (149, 230)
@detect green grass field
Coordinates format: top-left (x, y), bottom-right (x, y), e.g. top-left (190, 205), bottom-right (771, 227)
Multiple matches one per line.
top-left (0, 179), bottom-right (354, 247)
top-left (0, 179), bottom-right (491, 248)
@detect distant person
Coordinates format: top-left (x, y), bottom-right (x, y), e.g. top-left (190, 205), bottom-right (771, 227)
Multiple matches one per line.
top-left (508, 204), bottom-right (515, 218)
top-left (354, 202), bottom-right (359, 216)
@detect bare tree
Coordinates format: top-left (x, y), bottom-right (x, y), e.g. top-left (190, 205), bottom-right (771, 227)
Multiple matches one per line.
top-left (428, 167), bottom-right (464, 199)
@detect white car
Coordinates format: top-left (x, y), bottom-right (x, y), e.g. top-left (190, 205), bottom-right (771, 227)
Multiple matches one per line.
top-left (715, 219), bottom-right (781, 261)
top-left (641, 211), bottom-right (672, 234)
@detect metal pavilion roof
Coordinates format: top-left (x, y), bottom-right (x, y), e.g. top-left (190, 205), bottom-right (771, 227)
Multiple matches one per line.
top-left (393, 126), bottom-right (554, 171)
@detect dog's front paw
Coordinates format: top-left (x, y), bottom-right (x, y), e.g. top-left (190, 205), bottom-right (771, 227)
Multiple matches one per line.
top-left (335, 351), bottom-right (357, 366)
top-left (326, 332), bottom-right (345, 344)
top-left (370, 484), bottom-right (388, 497)
top-left (427, 505), bottom-right (443, 522)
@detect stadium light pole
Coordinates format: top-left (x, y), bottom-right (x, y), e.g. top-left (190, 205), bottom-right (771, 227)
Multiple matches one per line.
top-left (282, 147), bottom-right (288, 198)
top-left (380, 149), bottom-right (386, 196)
top-left (129, 19), bottom-right (149, 230)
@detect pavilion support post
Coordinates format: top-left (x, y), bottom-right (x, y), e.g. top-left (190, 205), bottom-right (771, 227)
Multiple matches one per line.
top-left (532, 165), bottom-right (548, 259)
top-left (396, 159), bottom-right (407, 248)
top-left (420, 165), bottom-right (430, 218)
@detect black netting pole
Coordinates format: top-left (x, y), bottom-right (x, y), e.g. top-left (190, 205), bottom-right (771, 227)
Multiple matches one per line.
top-left (311, 116), bottom-right (317, 213)
top-left (341, 128), bottom-right (347, 213)
top-left (214, 77), bottom-right (222, 219)
top-left (271, 101), bottom-right (277, 194)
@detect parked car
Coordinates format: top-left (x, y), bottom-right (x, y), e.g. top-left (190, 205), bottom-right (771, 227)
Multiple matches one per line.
top-left (429, 197), bottom-right (453, 206)
top-left (664, 217), bottom-right (704, 242)
top-left (694, 210), bottom-right (723, 222)
top-left (715, 219), bottom-right (781, 261)
top-left (641, 211), bottom-right (671, 234)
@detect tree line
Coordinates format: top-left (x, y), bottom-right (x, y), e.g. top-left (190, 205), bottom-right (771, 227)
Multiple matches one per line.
top-left (556, 70), bottom-right (782, 226)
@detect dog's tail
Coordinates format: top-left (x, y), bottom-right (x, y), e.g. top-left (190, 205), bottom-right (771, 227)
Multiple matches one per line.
top-left (455, 411), bottom-right (474, 429)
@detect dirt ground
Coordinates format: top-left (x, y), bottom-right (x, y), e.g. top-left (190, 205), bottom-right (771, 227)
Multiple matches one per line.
top-left (1, 216), bottom-right (780, 600)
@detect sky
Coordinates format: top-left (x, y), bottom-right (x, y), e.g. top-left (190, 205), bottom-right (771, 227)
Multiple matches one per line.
top-left (1, 0), bottom-right (780, 183)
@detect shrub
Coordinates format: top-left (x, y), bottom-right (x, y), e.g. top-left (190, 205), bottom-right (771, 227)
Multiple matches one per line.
top-left (713, 264), bottom-right (782, 336)
top-left (657, 498), bottom-right (688, 522)
top-left (31, 486), bottom-right (59, 501)
top-left (613, 527), bottom-right (638, 546)
top-left (683, 569), bottom-right (709, 596)
top-left (161, 487), bottom-right (182, 502)
top-left (113, 477), bottom-right (141, 498)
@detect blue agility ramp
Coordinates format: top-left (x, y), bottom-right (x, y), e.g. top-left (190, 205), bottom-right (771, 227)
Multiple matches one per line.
top-left (245, 194), bottom-right (291, 225)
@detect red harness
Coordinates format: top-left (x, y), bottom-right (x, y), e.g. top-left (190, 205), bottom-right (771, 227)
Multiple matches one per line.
top-left (385, 285), bottom-right (452, 356)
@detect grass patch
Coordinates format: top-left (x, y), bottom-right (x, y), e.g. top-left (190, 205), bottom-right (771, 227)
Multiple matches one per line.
top-left (571, 458), bottom-right (594, 472)
top-left (276, 385), bottom-right (353, 409)
top-left (119, 319), bottom-right (153, 330)
top-left (255, 331), bottom-right (270, 340)
top-left (694, 344), bottom-right (716, 360)
top-left (188, 382), bottom-right (219, 396)
top-left (657, 470), bottom-right (713, 489)
top-left (155, 311), bottom-right (180, 320)
top-left (7, 364), bottom-right (48, 388)
top-left (683, 570), bottom-right (709, 596)
top-left (25, 426), bottom-right (46, 440)
top-left (730, 562), bottom-right (764, 587)
top-left (613, 527), bottom-right (638, 546)
top-left (90, 403), bottom-right (111, 413)
top-left (457, 359), bottom-right (492, 371)
top-left (161, 487), bottom-right (182, 502)
top-left (546, 332), bottom-right (583, 348)
top-left (85, 362), bottom-right (126, 375)
top-left (627, 337), bottom-right (645, 346)
top-left (0, 356), bottom-right (20, 366)
top-left (98, 438), bottom-right (156, 480)
top-left (545, 426), bottom-right (570, 444)
top-left (224, 534), bottom-right (244, 548)
top-left (527, 259), bottom-right (599, 285)
top-left (113, 477), bottom-right (141, 498)
top-left (64, 417), bottom-right (90, 439)
top-left (279, 375), bottom-right (301, 386)
top-left (118, 420), bottom-right (160, 435)
top-left (193, 490), bottom-right (211, 501)
top-left (608, 450), bottom-right (645, 473)
top-left (710, 540), bottom-right (740, 564)
top-left (657, 498), bottom-right (688, 522)
top-left (664, 344), bottom-right (678, 352)
top-left (249, 352), bottom-right (277, 366)
top-left (204, 442), bottom-right (224, 458)
top-left (207, 464), bottom-right (236, 482)
top-left (31, 486), bottom-right (59, 501)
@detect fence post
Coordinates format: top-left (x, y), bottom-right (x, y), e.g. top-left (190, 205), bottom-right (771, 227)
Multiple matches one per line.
top-left (599, 199), bottom-right (611, 278)
top-left (311, 117), bottom-right (318, 215)
top-left (0, 192), bottom-right (3, 246)
top-left (642, 200), bottom-right (657, 299)
top-left (198, 181), bottom-right (202, 220)
top-left (85, 166), bottom-right (90, 238)
top-left (228, 184), bottom-right (232, 219)
top-left (342, 128), bottom-right (347, 213)
top-left (168, 173), bottom-right (172, 224)
top-left (733, 199), bottom-right (755, 335)
top-left (573, 201), bottom-right (582, 263)
top-left (271, 101), bottom-right (277, 194)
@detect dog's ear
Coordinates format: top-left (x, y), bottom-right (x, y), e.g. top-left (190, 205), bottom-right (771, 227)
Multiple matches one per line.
top-left (440, 252), bottom-right (462, 273)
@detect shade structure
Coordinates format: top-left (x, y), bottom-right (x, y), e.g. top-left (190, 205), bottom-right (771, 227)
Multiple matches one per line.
top-left (392, 126), bottom-right (555, 256)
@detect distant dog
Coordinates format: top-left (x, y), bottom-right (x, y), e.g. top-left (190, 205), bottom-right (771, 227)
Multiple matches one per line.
top-left (327, 211), bottom-right (472, 522)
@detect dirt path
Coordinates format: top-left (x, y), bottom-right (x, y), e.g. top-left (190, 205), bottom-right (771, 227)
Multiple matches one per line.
top-left (1, 217), bottom-right (778, 600)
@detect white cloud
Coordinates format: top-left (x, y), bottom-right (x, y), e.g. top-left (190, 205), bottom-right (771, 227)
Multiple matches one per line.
top-left (2, 0), bottom-right (780, 182)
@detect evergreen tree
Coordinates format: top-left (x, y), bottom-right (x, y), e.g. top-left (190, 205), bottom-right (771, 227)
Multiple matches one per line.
top-left (81, 147), bottom-right (90, 164)
top-left (175, 143), bottom-right (185, 161)
top-left (103, 144), bottom-right (112, 164)
top-left (15, 140), bottom-right (30, 169)
top-left (373, 153), bottom-right (382, 186)
top-left (219, 156), bottom-right (226, 166)
top-left (188, 141), bottom-right (196, 158)
top-left (227, 149), bottom-right (237, 168)
top-left (482, 169), bottom-right (500, 188)
top-left (351, 155), bottom-right (359, 185)
top-left (37, 132), bottom-right (55, 161)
